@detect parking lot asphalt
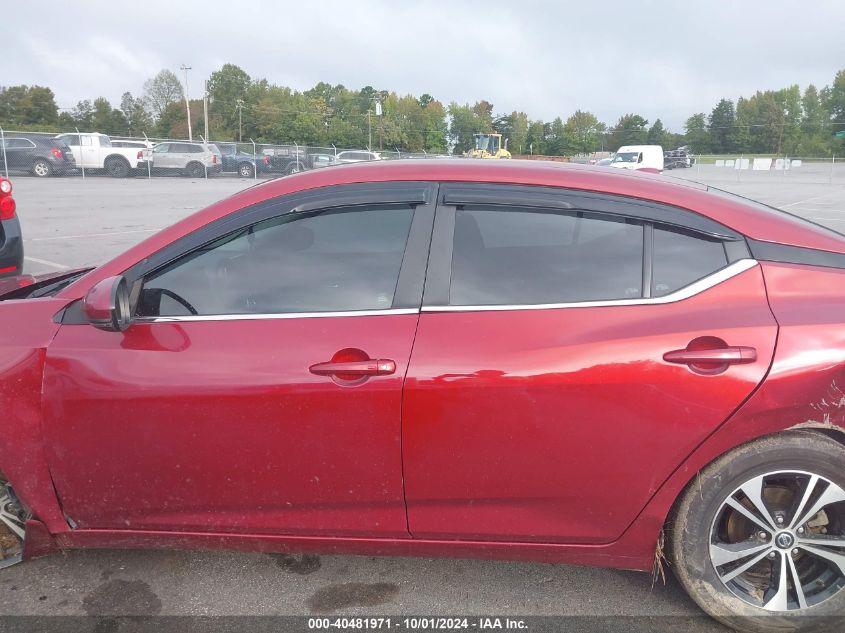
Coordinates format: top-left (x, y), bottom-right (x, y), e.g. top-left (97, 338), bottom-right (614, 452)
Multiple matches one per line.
top-left (4, 164), bottom-right (845, 627)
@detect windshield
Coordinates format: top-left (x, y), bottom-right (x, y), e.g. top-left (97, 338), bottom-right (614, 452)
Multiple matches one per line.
top-left (474, 135), bottom-right (499, 152)
top-left (612, 152), bottom-right (640, 164)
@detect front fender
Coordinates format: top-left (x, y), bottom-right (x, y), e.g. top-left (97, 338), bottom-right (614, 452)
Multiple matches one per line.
top-left (0, 298), bottom-right (71, 534)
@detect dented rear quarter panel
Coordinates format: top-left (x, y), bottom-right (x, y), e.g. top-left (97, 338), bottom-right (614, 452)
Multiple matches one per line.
top-left (0, 298), bottom-right (70, 533)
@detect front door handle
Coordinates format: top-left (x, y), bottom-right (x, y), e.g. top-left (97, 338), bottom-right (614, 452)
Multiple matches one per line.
top-left (309, 359), bottom-right (396, 377)
top-left (663, 346), bottom-right (757, 365)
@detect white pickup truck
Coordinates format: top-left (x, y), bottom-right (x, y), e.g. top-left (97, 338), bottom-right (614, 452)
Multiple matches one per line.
top-left (54, 133), bottom-right (147, 177)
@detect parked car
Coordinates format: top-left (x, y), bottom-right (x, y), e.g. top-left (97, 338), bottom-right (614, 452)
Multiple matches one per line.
top-left (335, 150), bottom-right (382, 164)
top-left (595, 156), bottom-right (614, 167)
top-left (5, 160), bottom-right (845, 630)
top-left (54, 133), bottom-right (146, 177)
top-left (138, 142), bottom-right (222, 177)
top-left (0, 178), bottom-right (22, 278)
top-left (0, 135), bottom-right (76, 177)
top-left (213, 142), bottom-right (270, 178)
top-left (665, 146), bottom-right (695, 169)
top-left (260, 147), bottom-right (312, 174)
top-left (609, 144), bottom-right (664, 172)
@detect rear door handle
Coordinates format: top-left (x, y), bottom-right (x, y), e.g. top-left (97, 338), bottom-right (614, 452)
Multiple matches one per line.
top-left (309, 359), bottom-right (396, 377)
top-left (663, 346), bottom-right (757, 365)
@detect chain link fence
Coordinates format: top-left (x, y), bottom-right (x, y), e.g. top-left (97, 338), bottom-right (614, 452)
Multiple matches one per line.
top-left (1, 127), bottom-right (841, 187)
top-left (682, 154), bottom-right (842, 185)
top-left (0, 127), bottom-right (450, 181)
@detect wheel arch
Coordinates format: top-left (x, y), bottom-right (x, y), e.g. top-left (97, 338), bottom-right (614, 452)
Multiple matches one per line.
top-left (104, 153), bottom-right (130, 164)
top-left (662, 425), bottom-right (845, 537)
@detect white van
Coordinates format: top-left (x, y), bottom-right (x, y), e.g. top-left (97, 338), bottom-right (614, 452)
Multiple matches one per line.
top-left (609, 145), bottom-right (664, 172)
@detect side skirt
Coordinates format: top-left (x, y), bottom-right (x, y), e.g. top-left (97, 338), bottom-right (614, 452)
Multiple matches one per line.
top-left (52, 528), bottom-right (651, 571)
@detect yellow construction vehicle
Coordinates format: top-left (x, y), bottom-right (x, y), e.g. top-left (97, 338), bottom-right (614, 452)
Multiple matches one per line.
top-left (465, 133), bottom-right (511, 159)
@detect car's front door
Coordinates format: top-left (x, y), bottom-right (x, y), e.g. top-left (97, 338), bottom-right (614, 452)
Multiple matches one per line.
top-left (403, 184), bottom-right (778, 544)
top-left (43, 183), bottom-right (436, 537)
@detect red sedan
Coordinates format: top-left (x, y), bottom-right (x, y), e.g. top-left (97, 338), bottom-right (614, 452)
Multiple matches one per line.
top-left (2, 160), bottom-right (845, 630)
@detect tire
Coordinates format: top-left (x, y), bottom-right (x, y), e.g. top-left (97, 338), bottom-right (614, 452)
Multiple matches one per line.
top-left (670, 431), bottom-right (845, 632)
top-left (32, 159), bottom-right (52, 178)
top-left (104, 156), bottom-right (130, 178)
top-left (185, 162), bottom-right (204, 178)
top-left (238, 162), bottom-right (255, 178)
top-left (285, 161), bottom-right (304, 175)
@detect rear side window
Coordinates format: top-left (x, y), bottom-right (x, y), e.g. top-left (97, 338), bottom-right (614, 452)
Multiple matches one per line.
top-left (651, 226), bottom-right (728, 297)
top-left (449, 207), bottom-right (644, 306)
top-left (138, 206), bottom-right (415, 317)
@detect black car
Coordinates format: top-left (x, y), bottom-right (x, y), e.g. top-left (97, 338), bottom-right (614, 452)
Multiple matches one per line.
top-left (0, 178), bottom-right (23, 278)
top-left (213, 143), bottom-right (271, 178)
top-left (0, 135), bottom-right (76, 177)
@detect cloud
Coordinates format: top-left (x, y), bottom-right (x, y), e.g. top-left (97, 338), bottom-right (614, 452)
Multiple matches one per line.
top-left (3, 0), bottom-right (844, 129)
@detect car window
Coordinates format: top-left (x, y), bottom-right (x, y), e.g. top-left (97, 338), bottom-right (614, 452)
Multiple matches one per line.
top-left (651, 226), bottom-right (728, 297)
top-left (449, 207), bottom-right (644, 306)
top-left (6, 138), bottom-right (35, 149)
top-left (58, 134), bottom-right (80, 146)
top-left (153, 144), bottom-right (169, 153)
top-left (81, 136), bottom-right (93, 147)
top-left (138, 205), bottom-right (415, 317)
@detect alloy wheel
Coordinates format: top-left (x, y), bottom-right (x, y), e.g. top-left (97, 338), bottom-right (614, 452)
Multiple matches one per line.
top-left (710, 470), bottom-right (845, 612)
top-left (0, 483), bottom-right (25, 569)
top-left (33, 161), bottom-right (50, 177)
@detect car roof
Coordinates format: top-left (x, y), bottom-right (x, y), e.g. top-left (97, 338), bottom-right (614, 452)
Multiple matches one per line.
top-left (60, 159), bottom-right (845, 298)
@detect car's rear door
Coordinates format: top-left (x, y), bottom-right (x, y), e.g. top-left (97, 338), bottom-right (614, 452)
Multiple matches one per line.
top-left (403, 183), bottom-right (777, 544)
top-left (43, 182), bottom-right (436, 537)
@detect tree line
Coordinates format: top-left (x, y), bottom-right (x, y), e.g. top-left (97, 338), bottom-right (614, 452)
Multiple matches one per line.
top-left (1, 64), bottom-right (844, 156)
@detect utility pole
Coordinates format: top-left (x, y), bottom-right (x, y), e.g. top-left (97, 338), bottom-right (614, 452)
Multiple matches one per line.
top-left (236, 99), bottom-right (244, 142)
top-left (367, 109), bottom-right (372, 151)
top-left (180, 64), bottom-right (192, 141)
top-left (203, 80), bottom-right (209, 141)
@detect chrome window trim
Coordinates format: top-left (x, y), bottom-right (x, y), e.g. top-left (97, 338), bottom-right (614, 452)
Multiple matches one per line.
top-left (135, 307), bottom-right (419, 323)
top-left (422, 259), bottom-right (758, 313)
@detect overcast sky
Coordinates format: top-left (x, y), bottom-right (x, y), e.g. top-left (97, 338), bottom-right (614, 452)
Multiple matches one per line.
top-left (4, 1), bottom-right (844, 130)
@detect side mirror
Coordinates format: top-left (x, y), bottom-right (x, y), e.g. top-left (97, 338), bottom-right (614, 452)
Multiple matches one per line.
top-left (82, 275), bottom-right (132, 332)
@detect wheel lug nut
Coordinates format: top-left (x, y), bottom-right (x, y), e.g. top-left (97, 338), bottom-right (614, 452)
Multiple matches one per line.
top-left (776, 516), bottom-right (785, 524)
top-left (768, 552), bottom-right (777, 559)
top-left (797, 527), bottom-right (805, 534)
top-left (792, 548), bottom-right (800, 556)
top-left (759, 531), bottom-right (768, 540)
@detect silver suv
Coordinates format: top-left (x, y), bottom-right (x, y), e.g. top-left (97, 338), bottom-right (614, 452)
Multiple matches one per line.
top-left (140, 142), bottom-right (222, 177)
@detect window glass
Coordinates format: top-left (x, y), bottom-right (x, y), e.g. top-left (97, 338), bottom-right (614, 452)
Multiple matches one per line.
top-left (138, 206), bottom-right (414, 317)
top-left (449, 208), bottom-right (644, 306)
top-left (153, 144), bottom-right (169, 153)
top-left (58, 134), bottom-right (80, 146)
top-left (7, 138), bottom-right (33, 149)
top-left (651, 226), bottom-right (728, 297)
top-left (81, 136), bottom-right (93, 147)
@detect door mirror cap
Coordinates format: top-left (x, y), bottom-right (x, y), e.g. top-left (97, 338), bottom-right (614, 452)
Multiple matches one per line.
top-left (82, 275), bottom-right (132, 332)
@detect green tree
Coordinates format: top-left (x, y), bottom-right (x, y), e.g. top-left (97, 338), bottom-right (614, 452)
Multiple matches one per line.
top-left (0, 85), bottom-right (59, 127)
top-left (684, 113), bottom-right (710, 152)
top-left (646, 118), bottom-right (667, 147)
top-left (609, 114), bottom-right (648, 149)
top-left (143, 70), bottom-right (183, 120)
top-left (207, 64), bottom-right (253, 135)
top-left (708, 99), bottom-right (736, 153)
top-left (120, 92), bottom-right (153, 137)
top-left (565, 110), bottom-right (601, 154)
